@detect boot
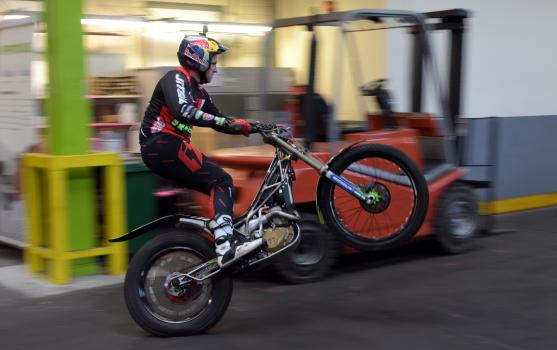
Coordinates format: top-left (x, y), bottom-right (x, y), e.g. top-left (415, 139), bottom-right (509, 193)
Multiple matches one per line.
top-left (209, 214), bottom-right (264, 267)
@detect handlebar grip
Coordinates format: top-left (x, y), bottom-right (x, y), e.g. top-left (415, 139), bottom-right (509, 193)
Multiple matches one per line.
top-left (254, 122), bottom-right (277, 131)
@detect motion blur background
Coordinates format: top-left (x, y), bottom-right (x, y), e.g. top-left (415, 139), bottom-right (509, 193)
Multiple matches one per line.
top-left (1, 0), bottom-right (555, 246)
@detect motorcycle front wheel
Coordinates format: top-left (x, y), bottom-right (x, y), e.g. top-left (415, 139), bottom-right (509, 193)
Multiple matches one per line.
top-left (123, 231), bottom-right (232, 336)
top-left (317, 144), bottom-right (429, 251)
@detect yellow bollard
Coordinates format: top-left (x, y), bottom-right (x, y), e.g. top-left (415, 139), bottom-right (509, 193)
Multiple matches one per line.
top-left (21, 152), bottom-right (128, 284)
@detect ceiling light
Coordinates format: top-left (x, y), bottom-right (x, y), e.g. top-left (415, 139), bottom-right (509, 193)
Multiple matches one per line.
top-left (162, 22), bottom-right (204, 32)
top-left (208, 24), bottom-right (272, 35)
top-left (79, 16), bottom-right (271, 36)
top-left (81, 18), bottom-right (145, 28)
top-left (3, 15), bottom-right (30, 20)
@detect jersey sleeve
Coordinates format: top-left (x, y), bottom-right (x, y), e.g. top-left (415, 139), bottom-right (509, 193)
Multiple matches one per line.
top-left (160, 70), bottom-right (243, 134)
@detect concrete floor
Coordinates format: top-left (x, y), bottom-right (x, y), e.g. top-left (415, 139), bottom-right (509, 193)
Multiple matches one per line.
top-left (0, 207), bottom-right (556, 350)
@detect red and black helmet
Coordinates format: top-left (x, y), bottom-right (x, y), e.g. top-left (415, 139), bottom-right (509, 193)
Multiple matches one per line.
top-left (177, 35), bottom-right (228, 73)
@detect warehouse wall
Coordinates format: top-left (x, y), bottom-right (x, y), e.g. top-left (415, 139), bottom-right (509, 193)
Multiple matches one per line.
top-left (461, 115), bottom-right (557, 213)
top-left (387, 0), bottom-right (557, 118)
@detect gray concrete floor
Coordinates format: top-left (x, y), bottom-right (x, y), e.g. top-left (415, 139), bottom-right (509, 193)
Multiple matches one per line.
top-left (0, 207), bottom-right (556, 350)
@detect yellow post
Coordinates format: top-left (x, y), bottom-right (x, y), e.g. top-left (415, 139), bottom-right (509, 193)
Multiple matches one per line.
top-left (23, 166), bottom-right (43, 273)
top-left (21, 152), bottom-right (128, 284)
top-left (47, 169), bottom-right (70, 284)
top-left (104, 164), bottom-right (127, 275)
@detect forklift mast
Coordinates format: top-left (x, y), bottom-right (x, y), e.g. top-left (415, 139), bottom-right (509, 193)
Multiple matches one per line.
top-left (412, 9), bottom-right (469, 132)
top-left (268, 9), bottom-right (469, 154)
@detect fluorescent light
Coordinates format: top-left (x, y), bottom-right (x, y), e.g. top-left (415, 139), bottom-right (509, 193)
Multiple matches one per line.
top-left (149, 8), bottom-right (220, 23)
top-left (81, 18), bottom-right (145, 28)
top-left (142, 22), bottom-right (204, 39)
top-left (160, 22), bottom-right (204, 32)
top-left (80, 16), bottom-right (271, 35)
top-left (4, 15), bottom-right (30, 20)
top-left (208, 24), bottom-right (272, 35)
top-left (143, 31), bottom-right (185, 41)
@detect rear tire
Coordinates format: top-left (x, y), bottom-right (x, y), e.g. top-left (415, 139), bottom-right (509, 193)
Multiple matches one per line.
top-left (124, 231), bottom-right (232, 336)
top-left (274, 213), bottom-right (339, 284)
top-left (317, 144), bottom-right (428, 251)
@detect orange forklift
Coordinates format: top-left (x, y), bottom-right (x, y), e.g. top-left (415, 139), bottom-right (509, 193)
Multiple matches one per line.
top-left (191, 9), bottom-right (480, 283)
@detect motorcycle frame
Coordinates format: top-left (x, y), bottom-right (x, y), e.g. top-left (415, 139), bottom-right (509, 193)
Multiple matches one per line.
top-left (234, 129), bottom-right (373, 240)
top-left (178, 128), bottom-right (377, 282)
top-left (120, 127), bottom-right (415, 284)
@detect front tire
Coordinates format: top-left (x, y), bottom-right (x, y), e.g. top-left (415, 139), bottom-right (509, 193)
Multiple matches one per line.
top-left (124, 231), bottom-right (232, 336)
top-left (317, 144), bottom-right (429, 251)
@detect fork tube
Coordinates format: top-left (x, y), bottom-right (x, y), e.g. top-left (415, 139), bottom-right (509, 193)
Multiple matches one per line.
top-left (322, 171), bottom-right (368, 201)
top-left (273, 136), bottom-right (368, 201)
top-left (273, 137), bottom-right (325, 171)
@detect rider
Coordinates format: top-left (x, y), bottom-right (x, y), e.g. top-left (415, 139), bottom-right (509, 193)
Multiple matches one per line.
top-left (140, 35), bottom-right (260, 266)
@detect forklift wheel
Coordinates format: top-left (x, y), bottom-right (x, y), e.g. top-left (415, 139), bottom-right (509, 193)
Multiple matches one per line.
top-left (434, 182), bottom-right (479, 254)
top-left (274, 213), bottom-right (339, 284)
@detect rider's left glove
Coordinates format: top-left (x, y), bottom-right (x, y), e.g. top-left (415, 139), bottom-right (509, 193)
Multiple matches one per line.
top-left (229, 118), bottom-right (253, 136)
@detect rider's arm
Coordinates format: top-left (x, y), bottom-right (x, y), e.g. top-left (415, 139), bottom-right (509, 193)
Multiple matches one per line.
top-left (199, 88), bottom-right (253, 135)
top-left (160, 71), bottom-right (250, 134)
top-left (198, 90), bottom-right (224, 117)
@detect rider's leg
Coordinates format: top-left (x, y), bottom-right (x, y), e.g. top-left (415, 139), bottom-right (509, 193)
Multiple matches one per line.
top-left (206, 171), bottom-right (235, 262)
top-left (205, 171), bottom-right (262, 266)
top-left (142, 135), bottom-right (259, 266)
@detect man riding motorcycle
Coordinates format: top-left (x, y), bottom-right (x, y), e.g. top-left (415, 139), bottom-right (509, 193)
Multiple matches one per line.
top-left (139, 35), bottom-right (260, 267)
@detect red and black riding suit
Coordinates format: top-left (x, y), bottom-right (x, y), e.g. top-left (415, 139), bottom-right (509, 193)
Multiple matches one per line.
top-left (140, 67), bottom-right (247, 218)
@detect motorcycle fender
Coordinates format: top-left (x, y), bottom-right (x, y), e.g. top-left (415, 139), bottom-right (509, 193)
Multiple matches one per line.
top-left (108, 214), bottom-right (210, 243)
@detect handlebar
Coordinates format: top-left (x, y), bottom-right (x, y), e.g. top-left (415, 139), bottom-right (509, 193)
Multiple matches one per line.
top-left (250, 121), bottom-right (324, 169)
top-left (250, 121), bottom-right (298, 149)
top-left (251, 122), bottom-right (291, 137)
top-left (250, 121), bottom-right (278, 132)
top-left (360, 78), bottom-right (388, 96)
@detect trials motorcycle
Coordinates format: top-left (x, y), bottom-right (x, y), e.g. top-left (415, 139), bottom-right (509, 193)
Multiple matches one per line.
top-left (110, 122), bottom-right (428, 336)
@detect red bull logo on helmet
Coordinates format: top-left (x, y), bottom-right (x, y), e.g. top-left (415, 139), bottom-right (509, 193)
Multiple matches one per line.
top-left (182, 35), bottom-right (211, 71)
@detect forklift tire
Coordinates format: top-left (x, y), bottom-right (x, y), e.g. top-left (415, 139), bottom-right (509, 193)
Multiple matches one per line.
top-left (434, 182), bottom-right (479, 254)
top-left (274, 213), bottom-right (339, 284)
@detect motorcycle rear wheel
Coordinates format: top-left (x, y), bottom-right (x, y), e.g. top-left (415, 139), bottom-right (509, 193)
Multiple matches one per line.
top-left (124, 231), bottom-right (232, 336)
